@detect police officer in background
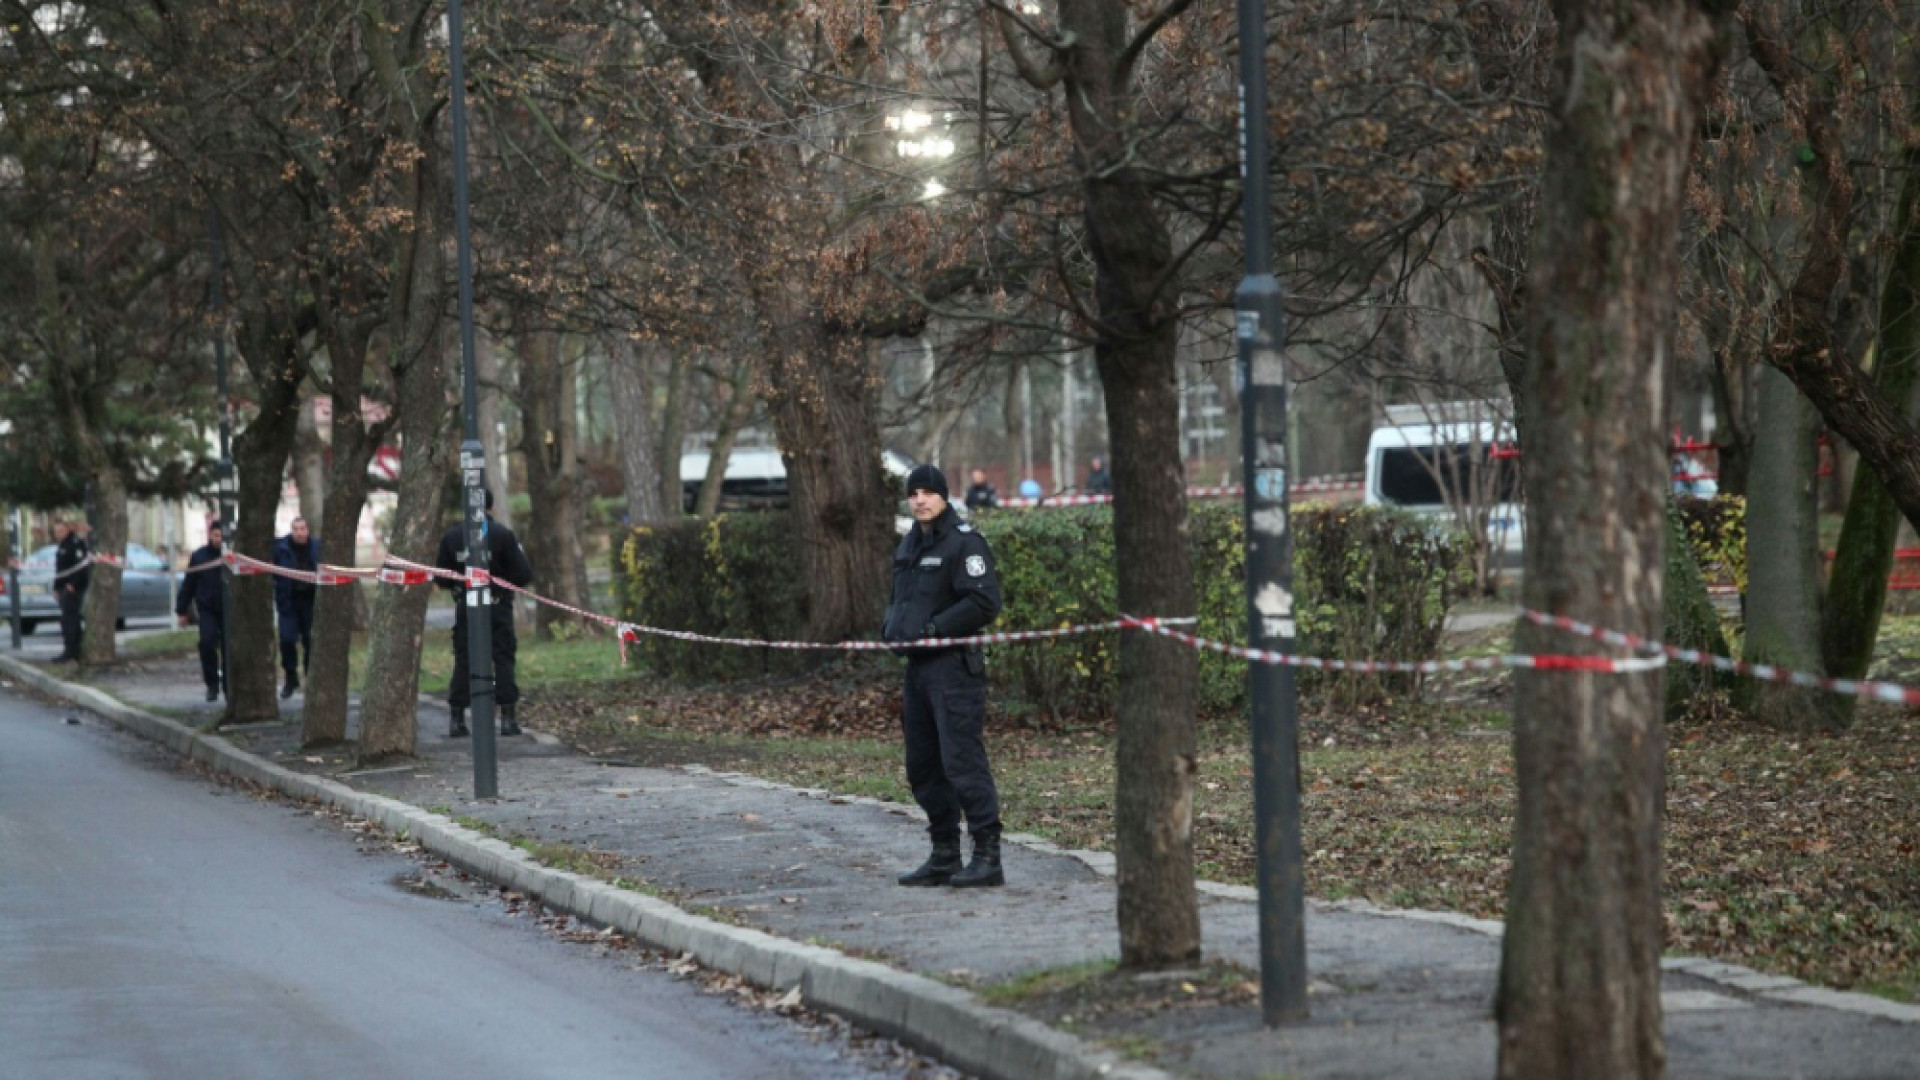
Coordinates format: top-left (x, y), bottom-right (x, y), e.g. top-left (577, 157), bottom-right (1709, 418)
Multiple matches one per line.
top-left (51, 519), bottom-right (91, 664)
top-left (883, 464), bottom-right (1006, 888)
top-left (273, 517), bottom-right (320, 699)
top-left (175, 522), bottom-right (227, 702)
top-left (962, 468), bottom-right (998, 511)
top-left (435, 489), bottom-right (534, 739)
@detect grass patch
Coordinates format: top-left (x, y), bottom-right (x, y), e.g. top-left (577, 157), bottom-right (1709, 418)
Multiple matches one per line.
top-left (124, 629), bottom-right (200, 658)
top-left (345, 630), bottom-right (634, 695)
top-left (979, 960), bottom-right (1118, 1005)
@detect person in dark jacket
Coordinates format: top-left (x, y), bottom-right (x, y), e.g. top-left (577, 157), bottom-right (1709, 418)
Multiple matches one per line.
top-left (1084, 455), bottom-right (1112, 496)
top-left (52, 519), bottom-right (91, 664)
top-left (175, 523), bottom-right (227, 702)
top-left (272, 517), bottom-right (321, 699)
top-left (961, 468), bottom-right (998, 511)
top-left (435, 490), bottom-right (534, 738)
top-left (882, 464), bottom-right (1006, 888)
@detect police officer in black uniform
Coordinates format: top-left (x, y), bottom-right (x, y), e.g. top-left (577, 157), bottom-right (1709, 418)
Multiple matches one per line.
top-left (883, 464), bottom-right (1006, 887)
top-left (175, 523), bottom-right (227, 701)
top-left (435, 489), bottom-right (534, 739)
top-left (52, 519), bottom-right (91, 664)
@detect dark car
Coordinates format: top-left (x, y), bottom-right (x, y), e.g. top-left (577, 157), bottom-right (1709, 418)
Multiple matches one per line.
top-left (12, 542), bottom-right (180, 635)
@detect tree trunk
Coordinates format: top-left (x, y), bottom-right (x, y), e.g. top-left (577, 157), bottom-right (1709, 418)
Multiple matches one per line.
top-left (1820, 100), bottom-right (1920, 710)
top-left (1743, 366), bottom-right (1842, 730)
top-left (519, 331), bottom-right (589, 640)
top-left (302, 375), bottom-right (385, 747)
top-left (1052, 0), bottom-right (1201, 969)
top-left (1495, 0), bottom-right (1725, 1075)
top-left (476, 324), bottom-right (515, 532)
top-left (657, 349), bottom-right (693, 515)
top-left (228, 340), bottom-right (307, 724)
top-left (294, 394), bottom-right (326, 531)
top-left (608, 335), bottom-right (668, 527)
top-left (78, 467), bottom-right (128, 666)
top-left (766, 328), bottom-right (890, 642)
top-left (358, 344), bottom-right (457, 761)
top-left (695, 357), bottom-right (758, 519)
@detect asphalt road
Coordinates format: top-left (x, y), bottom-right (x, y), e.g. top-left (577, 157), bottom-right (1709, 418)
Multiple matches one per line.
top-left (0, 688), bottom-right (938, 1080)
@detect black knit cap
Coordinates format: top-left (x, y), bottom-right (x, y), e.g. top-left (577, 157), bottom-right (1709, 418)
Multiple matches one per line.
top-left (905, 463), bottom-right (949, 500)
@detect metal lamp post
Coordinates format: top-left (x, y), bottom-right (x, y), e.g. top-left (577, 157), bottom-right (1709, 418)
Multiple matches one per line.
top-left (448, 0), bottom-right (498, 798)
top-left (210, 208), bottom-right (235, 707)
top-left (1234, 0), bottom-right (1308, 1025)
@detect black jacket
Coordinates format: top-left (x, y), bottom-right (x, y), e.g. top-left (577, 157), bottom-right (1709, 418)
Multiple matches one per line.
top-left (175, 543), bottom-right (225, 619)
top-left (963, 482), bottom-right (998, 510)
top-left (882, 506), bottom-right (1002, 655)
top-left (272, 535), bottom-right (322, 615)
top-left (434, 515), bottom-right (534, 610)
top-left (55, 533), bottom-right (91, 593)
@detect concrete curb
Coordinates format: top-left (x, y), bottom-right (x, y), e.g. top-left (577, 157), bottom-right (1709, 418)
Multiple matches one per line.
top-left (677, 764), bottom-right (1920, 1027)
top-left (0, 656), bottom-right (1174, 1080)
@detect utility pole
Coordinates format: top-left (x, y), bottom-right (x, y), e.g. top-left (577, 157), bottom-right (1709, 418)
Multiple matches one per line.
top-left (1234, 0), bottom-right (1307, 1024)
top-left (448, 0), bottom-right (497, 798)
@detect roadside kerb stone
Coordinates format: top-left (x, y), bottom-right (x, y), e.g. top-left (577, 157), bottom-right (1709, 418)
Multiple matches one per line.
top-left (0, 655), bottom-right (1177, 1080)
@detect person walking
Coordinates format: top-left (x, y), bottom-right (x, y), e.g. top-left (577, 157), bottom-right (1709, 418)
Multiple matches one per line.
top-left (962, 468), bottom-right (998, 511)
top-left (272, 517), bottom-right (321, 699)
top-left (1084, 454), bottom-right (1112, 495)
top-left (882, 464), bottom-right (1006, 888)
top-left (175, 522), bottom-right (227, 702)
top-left (435, 490), bottom-right (534, 739)
top-left (51, 519), bottom-right (91, 664)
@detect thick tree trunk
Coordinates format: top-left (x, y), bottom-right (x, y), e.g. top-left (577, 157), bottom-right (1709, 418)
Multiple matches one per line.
top-left (78, 467), bottom-right (127, 666)
top-left (1821, 108), bottom-right (1920, 707)
top-left (695, 358), bottom-right (758, 519)
top-left (657, 349), bottom-right (693, 515)
top-left (294, 395), bottom-right (326, 531)
top-left (1743, 366), bottom-right (1842, 730)
top-left (1495, 0), bottom-right (1724, 1075)
top-left (228, 342), bottom-right (307, 724)
top-left (358, 347), bottom-right (457, 761)
top-left (767, 329), bottom-right (891, 642)
top-left (1053, 0), bottom-right (1201, 969)
top-left (519, 331), bottom-right (590, 640)
top-left (609, 336), bottom-right (668, 527)
top-left (302, 393), bottom-right (381, 746)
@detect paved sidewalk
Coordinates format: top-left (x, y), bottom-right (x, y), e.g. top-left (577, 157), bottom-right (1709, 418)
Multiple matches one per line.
top-left (22, 652), bottom-right (1920, 1080)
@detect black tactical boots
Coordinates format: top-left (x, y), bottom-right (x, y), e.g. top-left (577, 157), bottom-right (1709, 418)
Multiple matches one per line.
top-left (449, 706), bottom-right (469, 738)
top-left (897, 835), bottom-right (963, 886)
top-left (499, 702), bottom-right (521, 737)
top-left (949, 828), bottom-right (1004, 888)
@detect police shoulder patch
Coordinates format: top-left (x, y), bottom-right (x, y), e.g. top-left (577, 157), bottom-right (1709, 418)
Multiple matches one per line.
top-left (965, 554), bottom-right (987, 577)
top-left (957, 523), bottom-right (974, 533)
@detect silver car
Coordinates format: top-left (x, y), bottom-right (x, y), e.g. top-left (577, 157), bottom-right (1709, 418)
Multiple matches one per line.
top-left (8, 542), bottom-right (180, 635)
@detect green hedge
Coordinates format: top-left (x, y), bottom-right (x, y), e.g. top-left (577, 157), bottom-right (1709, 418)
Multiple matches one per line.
top-left (614, 503), bottom-right (1472, 713)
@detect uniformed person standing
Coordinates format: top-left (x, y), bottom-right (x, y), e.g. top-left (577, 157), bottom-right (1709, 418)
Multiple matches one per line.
top-left (175, 522), bottom-right (227, 702)
top-left (883, 464), bottom-right (1006, 887)
top-left (51, 519), bottom-right (91, 664)
top-left (435, 489), bottom-right (534, 739)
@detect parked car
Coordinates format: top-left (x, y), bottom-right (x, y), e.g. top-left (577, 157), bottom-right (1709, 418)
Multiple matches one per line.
top-left (10, 542), bottom-right (180, 635)
top-left (679, 447), bottom-right (929, 532)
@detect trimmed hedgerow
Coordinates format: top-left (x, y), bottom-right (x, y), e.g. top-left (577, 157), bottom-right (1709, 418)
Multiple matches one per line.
top-left (614, 502), bottom-right (1471, 715)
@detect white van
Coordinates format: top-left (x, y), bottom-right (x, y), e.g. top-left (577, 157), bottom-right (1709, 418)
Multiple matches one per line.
top-left (1363, 403), bottom-right (1524, 563)
top-left (679, 446), bottom-right (922, 530)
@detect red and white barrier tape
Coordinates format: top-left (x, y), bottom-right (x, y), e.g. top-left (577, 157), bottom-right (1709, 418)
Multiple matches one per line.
top-left (1523, 609), bottom-right (1920, 705)
top-left (1118, 615), bottom-right (1668, 675)
top-left (996, 476), bottom-right (1364, 510)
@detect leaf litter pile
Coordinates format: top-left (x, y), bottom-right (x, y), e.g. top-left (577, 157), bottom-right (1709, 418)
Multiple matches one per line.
top-left (524, 636), bottom-right (1920, 1003)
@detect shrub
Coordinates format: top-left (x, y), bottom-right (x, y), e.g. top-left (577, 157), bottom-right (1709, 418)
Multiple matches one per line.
top-left (1676, 494), bottom-right (1747, 594)
top-left (615, 502), bottom-right (1472, 714)
top-left (614, 512), bottom-right (812, 682)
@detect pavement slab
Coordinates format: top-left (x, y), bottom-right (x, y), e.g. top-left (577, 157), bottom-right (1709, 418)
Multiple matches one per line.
top-left (21, 651), bottom-right (1920, 1080)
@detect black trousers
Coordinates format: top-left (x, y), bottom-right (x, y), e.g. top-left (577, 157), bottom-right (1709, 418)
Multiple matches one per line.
top-left (278, 595), bottom-right (314, 679)
top-left (196, 614), bottom-right (225, 692)
top-left (57, 586), bottom-right (85, 658)
top-left (448, 607), bottom-right (518, 709)
top-left (901, 650), bottom-right (999, 838)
